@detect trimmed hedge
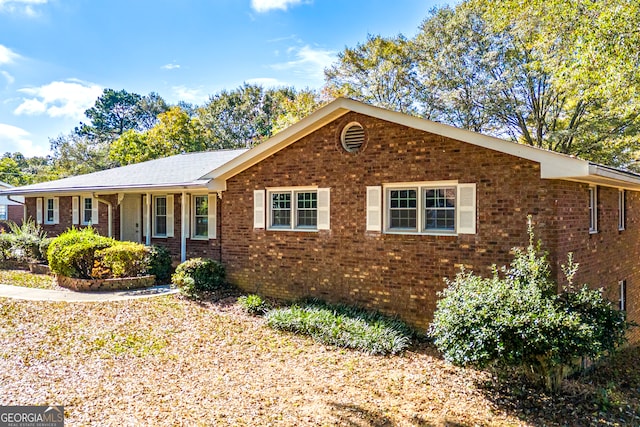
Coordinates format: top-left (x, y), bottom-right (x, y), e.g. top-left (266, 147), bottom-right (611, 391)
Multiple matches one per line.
top-left (94, 242), bottom-right (149, 278)
top-left (48, 227), bottom-right (116, 279)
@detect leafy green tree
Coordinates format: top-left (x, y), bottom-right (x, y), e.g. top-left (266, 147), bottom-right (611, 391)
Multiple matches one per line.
top-left (49, 132), bottom-right (115, 177)
top-left (272, 89), bottom-right (324, 134)
top-left (0, 157), bottom-right (25, 186)
top-left (325, 34), bottom-right (421, 115)
top-left (429, 219), bottom-right (632, 392)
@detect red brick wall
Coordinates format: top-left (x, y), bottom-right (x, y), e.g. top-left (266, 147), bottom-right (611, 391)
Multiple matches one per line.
top-left (7, 205), bottom-right (23, 224)
top-left (220, 112), bottom-right (640, 340)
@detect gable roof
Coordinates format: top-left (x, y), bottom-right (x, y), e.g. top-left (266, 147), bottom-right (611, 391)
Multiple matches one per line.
top-left (1, 149), bottom-right (247, 196)
top-left (203, 98), bottom-right (640, 191)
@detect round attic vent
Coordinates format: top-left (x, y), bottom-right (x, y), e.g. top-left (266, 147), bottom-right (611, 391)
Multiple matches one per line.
top-left (340, 122), bottom-right (366, 153)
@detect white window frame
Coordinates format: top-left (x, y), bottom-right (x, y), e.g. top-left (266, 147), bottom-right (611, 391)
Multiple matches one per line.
top-left (619, 280), bottom-right (627, 311)
top-left (589, 186), bottom-right (598, 234)
top-left (0, 205), bottom-right (7, 220)
top-left (81, 196), bottom-right (93, 225)
top-left (191, 194), bottom-right (211, 240)
top-left (384, 181), bottom-right (460, 236)
top-left (267, 187), bottom-right (319, 232)
top-left (618, 189), bottom-right (625, 231)
top-left (44, 197), bottom-right (59, 225)
top-left (153, 195), bottom-right (168, 237)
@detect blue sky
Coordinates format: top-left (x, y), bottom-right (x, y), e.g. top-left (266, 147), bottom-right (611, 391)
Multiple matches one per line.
top-left (0, 0), bottom-right (450, 157)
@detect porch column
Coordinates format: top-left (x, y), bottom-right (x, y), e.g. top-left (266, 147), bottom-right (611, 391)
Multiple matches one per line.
top-left (145, 193), bottom-right (151, 246)
top-left (181, 192), bottom-right (187, 262)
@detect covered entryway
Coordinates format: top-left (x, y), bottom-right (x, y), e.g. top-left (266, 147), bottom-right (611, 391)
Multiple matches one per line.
top-left (120, 194), bottom-right (142, 243)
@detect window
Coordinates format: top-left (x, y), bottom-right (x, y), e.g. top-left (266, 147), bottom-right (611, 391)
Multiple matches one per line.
top-left (269, 190), bottom-right (317, 230)
top-left (0, 205), bottom-right (6, 220)
top-left (154, 196), bottom-right (167, 237)
top-left (619, 280), bottom-right (627, 311)
top-left (45, 198), bottom-right (55, 224)
top-left (192, 195), bottom-right (208, 239)
top-left (589, 186), bottom-right (598, 233)
top-left (386, 185), bottom-right (458, 234)
top-left (82, 197), bottom-right (93, 225)
top-left (618, 190), bottom-right (625, 231)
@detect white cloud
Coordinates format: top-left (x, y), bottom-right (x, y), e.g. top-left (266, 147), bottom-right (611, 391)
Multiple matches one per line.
top-left (270, 45), bottom-right (337, 82)
top-left (251, 0), bottom-right (309, 12)
top-left (0, 123), bottom-right (48, 157)
top-left (0, 44), bottom-right (20, 65)
top-left (14, 79), bottom-right (102, 120)
top-left (0, 0), bottom-right (48, 15)
top-left (161, 63), bottom-right (180, 70)
top-left (1, 70), bottom-right (14, 85)
top-left (172, 86), bottom-right (209, 105)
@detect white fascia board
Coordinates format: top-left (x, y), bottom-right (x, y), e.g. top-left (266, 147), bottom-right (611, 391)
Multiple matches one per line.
top-left (0, 181), bottom-right (211, 197)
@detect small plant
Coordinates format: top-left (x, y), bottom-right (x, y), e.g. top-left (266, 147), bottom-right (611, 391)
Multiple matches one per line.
top-left (0, 219), bottom-right (48, 262)
top-left (145, 245), bottom-right (173, 283)
top-left (172, 257), bottom-right (226, 296)
top-left (266, 299), bottom-right (413, 355)
top-left (238, 294), bottom-right (270, 315)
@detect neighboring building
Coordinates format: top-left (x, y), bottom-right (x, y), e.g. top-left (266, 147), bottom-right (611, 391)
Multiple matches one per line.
top-left (0, 181), bottom-right (24, 227)
top-left (1, 98), bottom-right (637, 339)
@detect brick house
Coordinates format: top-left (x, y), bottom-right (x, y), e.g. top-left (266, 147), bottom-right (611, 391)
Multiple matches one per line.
top-left (2, 98), bottom-right (638, 337)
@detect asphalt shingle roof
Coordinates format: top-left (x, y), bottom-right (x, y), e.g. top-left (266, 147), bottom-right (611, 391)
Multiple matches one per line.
top-left (4, 150), bottom-right (247, 194)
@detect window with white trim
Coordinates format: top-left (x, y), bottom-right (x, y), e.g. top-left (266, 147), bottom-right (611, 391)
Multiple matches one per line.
top-left (82, 197), bottom-right (93, 225)
top-left (618, 189), bottom-right (625, 231)
top-left (619, 280), bottom-right (627, 311)
top-left (386, 184), bottom-right (459, 234)
top-left (45, 197), bottom-right (56, 224)
top-left (0, 205), bottom-right (6, 220)
top-left (154, 196), bottom-right (167, 237)
top-left (268, 189), bottom-right (317, 230)
top-left (589, 186), bottom-right (598, 233)
top-left (192, 195), bottom-right (208, 239)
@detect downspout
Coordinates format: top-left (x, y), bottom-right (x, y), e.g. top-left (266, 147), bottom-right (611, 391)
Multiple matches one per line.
top-left (7, 196), bottom-right (26, 223)
top-left (145, 193), bottom-right (151, 246)
top-left (181, 191), bottom-right (187, 263)
top-left (93, 194), bottom-right (113, 238)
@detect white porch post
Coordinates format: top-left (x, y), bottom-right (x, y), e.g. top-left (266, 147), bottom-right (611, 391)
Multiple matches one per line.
top-left (181, 192), bottom-right (187, 262)
top-left (145, 193), bottom-right (151, 246)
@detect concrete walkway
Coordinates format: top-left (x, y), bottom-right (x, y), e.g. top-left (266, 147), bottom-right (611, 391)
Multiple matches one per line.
top-left (0, 283), bottom-right (179, 302)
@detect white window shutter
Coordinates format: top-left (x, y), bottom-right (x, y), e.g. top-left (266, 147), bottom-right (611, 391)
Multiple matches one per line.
top-left (72, 196), bottom-right (79, 225)
top-left (366, 186), bottom-right (382, 232)
top-left (166, 195), bottom-right (174, 237)
top-left (142, 195), bottom-right (148, 237)
top-left (53, 197), bottom-right (60, 224)
top-left (317, 188), bottom-right (330, 230)
top-left (208, 194), bottom-right (217, 239)
top-left (457, 183), bottom-right (476, 234)
top-left (35, 198), bottom-right (43, 225)
top-left (91, 197), bottom-right (99, 225)
top-left (254, 190), bottom-right (265, 229)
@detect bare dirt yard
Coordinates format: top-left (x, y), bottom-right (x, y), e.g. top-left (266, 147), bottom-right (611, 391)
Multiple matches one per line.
top-left (1, 290), bottom-right (638, 426)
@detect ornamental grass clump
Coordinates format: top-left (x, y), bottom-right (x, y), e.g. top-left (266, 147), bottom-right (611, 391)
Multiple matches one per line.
top-left (237, 294), bottom-right (270, 315)
top-left (429, 217), bottom-right (633, 392)
top-left (266, 299), bottom-right (413, 355)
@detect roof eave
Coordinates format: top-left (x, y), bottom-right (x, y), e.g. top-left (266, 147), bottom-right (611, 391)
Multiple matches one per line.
top-left (0, 180), bottom-right (212, 197)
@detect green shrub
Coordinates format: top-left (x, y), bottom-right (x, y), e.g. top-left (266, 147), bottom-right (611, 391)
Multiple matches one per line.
top-left (47, 227), bottom-right (115, 279)
top-left (94, 242), bottom-right (149, 278)
top-left (145, 245), bottom-right (173, 283)
top-left (0, 219), bottom-right (48, 262)
top-left (238, 294), bottom-right (270, 315)
top-left (429, 217), bottom-right (633, 392)
top-left (38, 238), bottom-right (53, 263)
top-left (266, 299), bottom-right (413, 355)
top-left (172, 258), bottom-right (226, 296)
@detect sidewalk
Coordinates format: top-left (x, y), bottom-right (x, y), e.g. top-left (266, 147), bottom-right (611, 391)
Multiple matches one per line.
top-left (0, 283), bottom-right (179, 302)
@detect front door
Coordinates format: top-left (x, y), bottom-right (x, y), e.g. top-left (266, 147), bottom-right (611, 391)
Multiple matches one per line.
top-left (120, 194), bottom-right (142, 243)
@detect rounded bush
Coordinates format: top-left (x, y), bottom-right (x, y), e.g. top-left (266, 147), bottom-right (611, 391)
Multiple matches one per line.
top-left (47, 227), bottom-right (115, 279)
top-left (172, 257), bottom-right (225, 295)
top-left (94, 242), bottom-right (149, 278)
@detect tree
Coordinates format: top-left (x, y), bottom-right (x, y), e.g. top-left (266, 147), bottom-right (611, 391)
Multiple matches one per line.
top-left (325, 34), bottom-right (421, 115)
top-left (0, 157), bottom-right (25, 186)
top-left (324, 1), bottom-right (640, 167)
top-left (429, 219), bottom-right (631, 392)
top-left (49, 133), bottom-right (114, 177)
top-left (197, 84), bottom-right (299, 149)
